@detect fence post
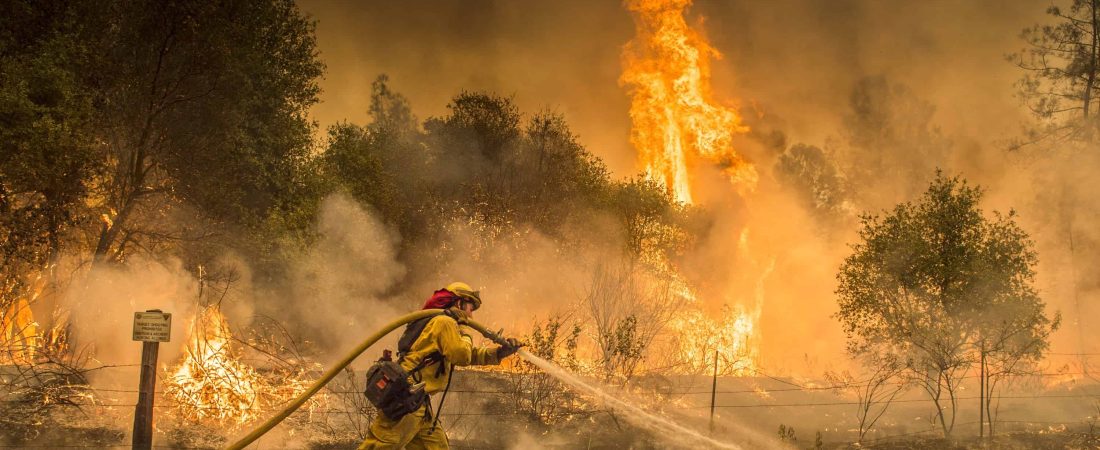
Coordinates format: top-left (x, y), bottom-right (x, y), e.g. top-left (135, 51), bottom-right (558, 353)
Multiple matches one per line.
top-left (710, 350), bottom-right (718, 432)
top-left (131, 309), bottom-right (171, 450)
top-left (132, 340), bottom-right (159, 449)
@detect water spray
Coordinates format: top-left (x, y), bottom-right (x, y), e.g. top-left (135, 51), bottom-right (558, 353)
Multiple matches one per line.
top-left (466, 320), bottom-right (745, 448)
top-left (516, 349), bottom-right (742, 450)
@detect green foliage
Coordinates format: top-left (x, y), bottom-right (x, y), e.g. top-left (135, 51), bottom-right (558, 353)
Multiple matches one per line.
top-left (431, 91), bottom-right (522, 164)
top-left (837, 172), bottom-right (1049, 352)
top-left (320, 83), bottom-right (693, 287)
top-left (1, 0), bottom-right (694, 340)
top-left (593, 313), bottom-right (651, 382)
top-left (0, 0), bottom-right (326, 274)
top-left (321, 123), bottom-right (404, 226)
top-left (835, 171), bottom-right (1057, 437)
top-left (422, 92), bottom-right (616, 239)
top-left (610, 177), bottom-right (677, 257)
top-left (525, 317), bottom-right (582, 370)
top-left (93, 0), bottom-right (324, 235)
top-left (367, 75), bottom-right (417, 134)
top-left (610, 315), bottom-right (644, 362)
top-left (0, 0), bottom-right (105, 301)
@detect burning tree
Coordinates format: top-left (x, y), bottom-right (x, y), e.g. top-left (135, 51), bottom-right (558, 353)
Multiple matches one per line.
top-left (835, 172), bottom-right (1057, 438)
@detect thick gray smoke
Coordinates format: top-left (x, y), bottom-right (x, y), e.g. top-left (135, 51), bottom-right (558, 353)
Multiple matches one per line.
top-left (282, 193), bottom-right (407, 359)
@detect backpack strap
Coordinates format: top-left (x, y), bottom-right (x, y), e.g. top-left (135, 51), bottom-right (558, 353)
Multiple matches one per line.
top-left (396, 310), bottom-right (459, 381)
top-left (429, 363), bottom-right (456, 433)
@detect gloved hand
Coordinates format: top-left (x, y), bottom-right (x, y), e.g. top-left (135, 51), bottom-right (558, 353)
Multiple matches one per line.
top-left (496, 337), bottom-right (524, 359)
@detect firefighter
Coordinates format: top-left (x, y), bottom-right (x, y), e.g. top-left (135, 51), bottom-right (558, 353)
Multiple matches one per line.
top-left (358, 282), bottom-right (522, 450)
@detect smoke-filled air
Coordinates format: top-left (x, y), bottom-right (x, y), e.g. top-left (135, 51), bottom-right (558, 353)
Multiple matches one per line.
top-left (3, 0), bottom-right (1100, 448)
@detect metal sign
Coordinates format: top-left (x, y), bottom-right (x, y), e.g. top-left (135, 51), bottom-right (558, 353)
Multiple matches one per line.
top-left (132, 311), bottom-right (171, 342)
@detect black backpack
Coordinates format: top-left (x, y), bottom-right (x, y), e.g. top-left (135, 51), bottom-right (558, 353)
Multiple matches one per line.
top-left (363, 311), bottom-right (454, 421)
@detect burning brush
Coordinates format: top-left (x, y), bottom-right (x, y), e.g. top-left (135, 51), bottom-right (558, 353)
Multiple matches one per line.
top-left (166, 307), bottom-right (261, 424)
top-left (165, 307), bottom-right (319, 427)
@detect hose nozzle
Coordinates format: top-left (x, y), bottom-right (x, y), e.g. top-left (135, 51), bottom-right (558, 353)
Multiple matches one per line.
top-left (459, 319), bottom-right (514, 347)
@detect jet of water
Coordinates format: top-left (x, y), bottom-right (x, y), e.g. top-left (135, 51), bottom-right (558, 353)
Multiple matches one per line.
top-left (517, 349), bottom-right (743, 450)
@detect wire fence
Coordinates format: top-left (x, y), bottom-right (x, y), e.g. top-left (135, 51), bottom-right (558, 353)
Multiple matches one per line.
top-left (3, 360), bottom-right (1099, 448)
top-left (14, 368), bottom-right (1093, 397)
top-left (6, 391), bottom-right (1098, 411)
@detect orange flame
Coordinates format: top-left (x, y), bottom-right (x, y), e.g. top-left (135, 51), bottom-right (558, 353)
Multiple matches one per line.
top-left (663, 252), bottom-right (769, 376)
top-left (1, 298), bottom-right (39, 363)
top-left (674, 304), bottom-right (759, 375)
top-left (166, 306), bottom-right (320, 426)
top-left (621, 0), bottom-right (755, 204)
top-left (1, 273), bottom-right (48, 364)
top-left (167, 307), bottom-right (262, 425)
top-left (621, 0), bottom-right (766, 376)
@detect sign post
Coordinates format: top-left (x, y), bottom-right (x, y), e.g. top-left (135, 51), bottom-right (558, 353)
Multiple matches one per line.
top-left (132, 310), bottom-right (171, 450)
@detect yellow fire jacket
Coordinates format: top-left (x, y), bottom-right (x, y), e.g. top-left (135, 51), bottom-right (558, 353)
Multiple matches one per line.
top-left (399, 311), bottom-right (500, 394)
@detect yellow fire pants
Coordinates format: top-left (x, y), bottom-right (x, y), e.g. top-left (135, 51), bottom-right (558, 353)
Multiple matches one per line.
top-left (357, 404), bottom-right (448, 450)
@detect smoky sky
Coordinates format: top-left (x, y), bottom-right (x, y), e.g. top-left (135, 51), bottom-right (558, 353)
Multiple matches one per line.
top-left (295, 0), bottom-right (1097, 370)
top-left (298, 0), bottom-right (636, 173)
top-left (299, 0), bottom-right (1042, 177)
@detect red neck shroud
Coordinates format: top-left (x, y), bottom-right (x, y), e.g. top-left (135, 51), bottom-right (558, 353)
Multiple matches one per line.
top-left (422, 289), bottom-right (458, 310)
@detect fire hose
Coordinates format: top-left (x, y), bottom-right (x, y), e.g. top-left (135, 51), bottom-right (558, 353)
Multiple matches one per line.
top-left (224, 309), bottom-right (513, 450)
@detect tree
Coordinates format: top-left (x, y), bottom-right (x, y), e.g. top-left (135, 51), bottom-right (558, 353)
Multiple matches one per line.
top-left (503, 316), bottom-right (582, 425)
top-left (320, 124), bottom-right (405, 230)
top-left (835, 172), bottom-right (1056, 438)
top-left (1011, 0), bottom-right (1100, 144)
top-left (977, 298), bottom-right (1059, 436)
top-left (367, 75), bottom-right (418, 135)
top-left (318, 82), bottom-right (697, 295)
top-left (1011, 1), bottom-right (1100, 369)
top-left (0, 0), bottom-right (109, 346)
top-left (973, 214), bottom-right (1060, 436)
top-left (85, 0), bottom-right (323, 265)
top-left (608, 177), bottom-right (694, 263)
top-left (319, 75), bottom-right (434, 265)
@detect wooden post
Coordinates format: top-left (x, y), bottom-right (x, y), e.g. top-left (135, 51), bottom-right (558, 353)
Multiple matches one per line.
top-left (132, 340), bottom-right (159, 449)
top-left (131, 308), bottom-right (170, 450)
top-left (710, 350), bottom-right (718, 432)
